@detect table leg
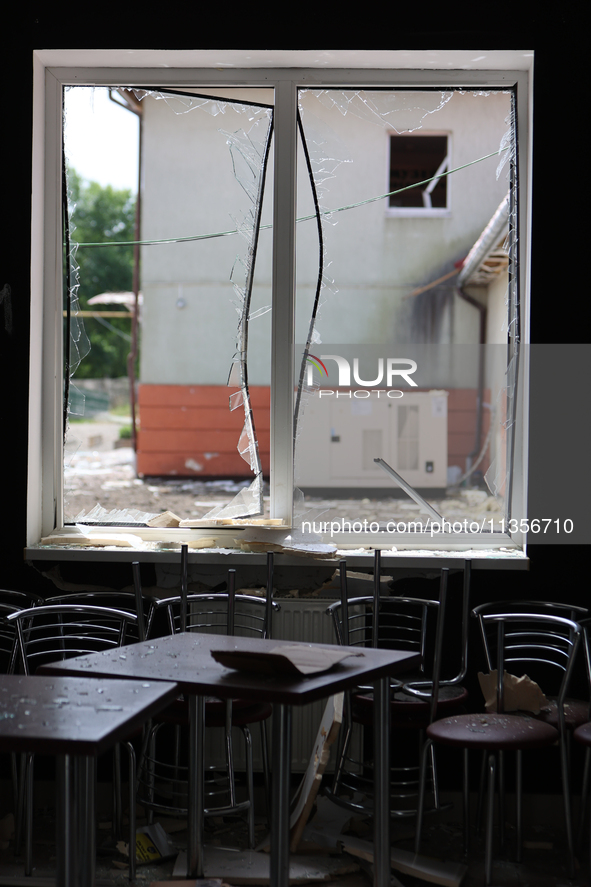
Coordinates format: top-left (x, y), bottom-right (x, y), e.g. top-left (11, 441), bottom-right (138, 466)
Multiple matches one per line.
top-left (270, 703), bottom-right (292, 887)
top-left (187, 694), bottom-right (205, 878)
top-left (77, 755), bottom-right (96, 887)
top-left (57, 754), bottom-right (95, 887)
top-left (373, 677), bottom-right (391, 887)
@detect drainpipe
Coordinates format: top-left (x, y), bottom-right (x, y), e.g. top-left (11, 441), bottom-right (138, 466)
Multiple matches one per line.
top-left (455, 194), bottom-right (510, 485)
top-left (455, 278), bottom-right (487, 484)
top-left (109, 89), bottom-right (143, 461)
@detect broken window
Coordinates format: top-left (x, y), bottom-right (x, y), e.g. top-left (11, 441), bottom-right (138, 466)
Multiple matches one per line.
top-left (30, 54), bottom-right (530, 551)
top-left (293, 87), bottom-right (519, 541)
top-left (388, 134), bottom-right (448, 209)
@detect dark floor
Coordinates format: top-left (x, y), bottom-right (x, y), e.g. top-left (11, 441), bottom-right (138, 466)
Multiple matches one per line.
top-left (0, 786), bottom-right (589, 886)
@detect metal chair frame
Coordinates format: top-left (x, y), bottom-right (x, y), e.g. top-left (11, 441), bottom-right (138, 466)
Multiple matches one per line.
top-left (7, 603), bottom-right (140, 880)
top-left (325, 554), bottom-right (457, 819)
top-left (416, 607), bottom-right (584, 884)
top-left (138, 552), bottom-right (279, 848)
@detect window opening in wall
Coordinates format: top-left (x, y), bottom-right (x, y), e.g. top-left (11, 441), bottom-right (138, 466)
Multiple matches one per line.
top-left (389, 134), bottom-right (448, 209)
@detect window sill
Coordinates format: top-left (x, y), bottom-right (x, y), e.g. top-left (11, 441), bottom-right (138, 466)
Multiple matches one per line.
top-left (25, 526), bottom-right (528, 570)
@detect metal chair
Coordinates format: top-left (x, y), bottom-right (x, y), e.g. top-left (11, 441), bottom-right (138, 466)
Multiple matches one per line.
top-left (7, 603), bottom-right (140, 880)
top-left (574, 617), bottom-right (591, 877)
top-left (137, 550), bottom-right (279, 848)
top-left (325, 554), bottom-right (466, 819)
top-left (44, 582), bottom-right (153, 838)
top-left (415, 606), bottom-right (584, 884)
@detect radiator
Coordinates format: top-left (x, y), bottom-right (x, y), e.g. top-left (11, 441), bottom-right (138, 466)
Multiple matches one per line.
top-left (203, 597), bottom-right (350, 773)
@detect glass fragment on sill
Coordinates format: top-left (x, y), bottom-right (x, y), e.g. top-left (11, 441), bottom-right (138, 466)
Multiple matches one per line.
top-left (202, 474), bottom-right (263, 521)
top-left (73, 504), bottom-right (159, 524)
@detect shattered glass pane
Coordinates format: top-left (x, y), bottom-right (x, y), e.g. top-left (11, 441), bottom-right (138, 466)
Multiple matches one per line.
top-left (294, 88), bottom-right (517, 535)
top-left (62, 85), bottom-right (273, 523)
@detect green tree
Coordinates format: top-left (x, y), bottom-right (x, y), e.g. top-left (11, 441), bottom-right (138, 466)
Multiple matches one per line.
top-left (65, 167), bottom-right (137, 379)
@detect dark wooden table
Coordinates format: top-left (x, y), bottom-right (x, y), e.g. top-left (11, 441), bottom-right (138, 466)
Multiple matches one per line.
top-left (39, 632), bottom-right (421, 887)
top-left (0, 674), bottom-right (178, 887)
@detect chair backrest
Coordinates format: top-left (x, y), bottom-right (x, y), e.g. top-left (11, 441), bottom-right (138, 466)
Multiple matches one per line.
top-left (0, 589), bottom-right (45, 609)
top-left (472, 603), bottom-right (584, 723)
top-left (0, 603), bottom-right (22, 674)
top-left (6, 604), bottom-right (139, 675)
top-left (147, 554), bottom-right (279, 640)
top-left (44, 591), bottom-right (149, 643)
top-left (327, 555), bottom-right (448, 677)
top-left (147, 592), bottom-right (280, 640)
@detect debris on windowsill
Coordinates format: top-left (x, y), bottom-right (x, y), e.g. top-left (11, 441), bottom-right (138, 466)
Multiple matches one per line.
top-left (179, 517), bottom-right (286, 528)
top-left (40, 530), bottom-right (146, 548)
top-left (147, 511), bottom-right (182, 528)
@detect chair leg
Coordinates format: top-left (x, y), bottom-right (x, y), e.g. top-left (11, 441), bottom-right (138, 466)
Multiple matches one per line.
top-left (331, 692), bottom-right (353, 797)
top-left (126, 742), bottom-right (136, 883)
top-left (577, 746), bottom-right (590, 849)
top-left (414, 737), bottom-right (432, 854)
top-left (14, 751), bottom-right (27, 855)
top-left (559, 735), bottom-right (576, 880)
top-left (113, 743), bottom-right (123, 840)
top-left (498, 749), bottom-right (506, 854)
top-left (485, 753), bottom-right (495, 886)
top-left (516, 749), bottom-right (522, 863)
top-left (462, 748), bottom-right (470, 858)
top-left (241, 726), bottom-right (256, 849)
top-left (476, 749), bottom-right (487, 836)
top-left (259, 720), bottom-right (271, 825)
top-left (25, 753), bottom-right (34, 877)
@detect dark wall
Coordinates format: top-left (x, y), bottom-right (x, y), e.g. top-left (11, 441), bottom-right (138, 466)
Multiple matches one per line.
top-left (2, 13), bottom-right (588, 604)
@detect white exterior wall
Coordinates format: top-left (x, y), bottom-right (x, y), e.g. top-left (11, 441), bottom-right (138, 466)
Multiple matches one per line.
top-left (140, 88), bottom-right (511, 386)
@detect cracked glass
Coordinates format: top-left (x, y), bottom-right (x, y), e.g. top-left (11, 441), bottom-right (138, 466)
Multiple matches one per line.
top-left (293, 88), bottom-right (518, 537)
top-left (63, 86), bottom-right (273, 526)
top-left (61, 81), bottom-right (519, 541)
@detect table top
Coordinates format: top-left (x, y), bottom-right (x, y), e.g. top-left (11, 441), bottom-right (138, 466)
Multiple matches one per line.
top-left (37, 633), bottom-right (421, 705)
top-left (0, 674), bottom-right (179, 755)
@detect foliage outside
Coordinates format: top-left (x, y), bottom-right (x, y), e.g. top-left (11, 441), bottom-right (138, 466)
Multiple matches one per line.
top-left (66, 167), bottom-right (137, 379)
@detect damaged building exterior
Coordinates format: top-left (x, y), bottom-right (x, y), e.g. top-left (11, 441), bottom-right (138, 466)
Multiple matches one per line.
top-left (132, 86), bottom-right (513, 509)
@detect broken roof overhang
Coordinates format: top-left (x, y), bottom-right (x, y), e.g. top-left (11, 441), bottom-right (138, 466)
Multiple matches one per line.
top-left (457, 193), bottom-right (510, 287)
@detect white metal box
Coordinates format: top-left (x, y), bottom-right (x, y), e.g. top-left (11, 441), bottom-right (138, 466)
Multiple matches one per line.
top-left (296, 390), bottom-right (448, 490)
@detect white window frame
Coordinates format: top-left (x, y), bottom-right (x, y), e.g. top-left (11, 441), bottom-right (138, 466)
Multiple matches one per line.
top-left (28, 50), bottom-right (533, 555)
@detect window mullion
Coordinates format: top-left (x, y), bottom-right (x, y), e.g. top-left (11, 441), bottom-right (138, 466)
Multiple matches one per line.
top-left (270, 79), bottom-right (297, 523)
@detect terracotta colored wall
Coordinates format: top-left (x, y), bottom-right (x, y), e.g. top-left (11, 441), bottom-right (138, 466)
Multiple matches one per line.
top-left (138, 384), bottom-right (487, 478)
top-left (137, 384), bottom-right (270, 477)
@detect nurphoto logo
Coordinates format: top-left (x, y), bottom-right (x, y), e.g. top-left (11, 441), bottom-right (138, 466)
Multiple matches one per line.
top-left (306, 354), bottom-right (418, 398)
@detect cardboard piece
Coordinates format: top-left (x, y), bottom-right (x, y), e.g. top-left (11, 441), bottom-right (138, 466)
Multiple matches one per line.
top-left (255, 695), bottom-right (344, 855)
top-left (289, 694), bottom-right (344, 853)
top-left (211, 647), bottom-right (362, 677)
top-left (147, 511), bottom-right (182, 528)
top-left (478, 669), bottom-right (549, 714)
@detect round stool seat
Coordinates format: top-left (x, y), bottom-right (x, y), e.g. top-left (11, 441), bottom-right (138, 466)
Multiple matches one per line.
top-left (352, 685), bottom-right (468, 728)
top-left (532, 698), bottom-right (590, 730)
top-left (573, 722), bottom-right (591, 746)
top-left (427, 712), bottom-right (559, 750)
